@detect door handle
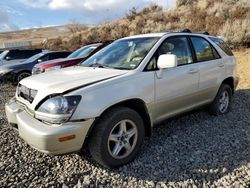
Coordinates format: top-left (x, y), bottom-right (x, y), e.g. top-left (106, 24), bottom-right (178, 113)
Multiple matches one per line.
top-left (218, 62), bottom-right (225, 67)
top-left (188, 68), bottom-right (198, 74)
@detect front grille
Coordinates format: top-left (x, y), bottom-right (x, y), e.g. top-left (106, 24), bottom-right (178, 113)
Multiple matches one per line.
top-left (17, 84), bottom-right (37, 103)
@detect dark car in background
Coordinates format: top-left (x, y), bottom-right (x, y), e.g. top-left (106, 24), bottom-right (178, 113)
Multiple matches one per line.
top-left (0, 50), bottom-right (71, 83)
top-left (0, 49), bottom-right (42, 65)
top-left (32, 41), bottom-right (112, 75)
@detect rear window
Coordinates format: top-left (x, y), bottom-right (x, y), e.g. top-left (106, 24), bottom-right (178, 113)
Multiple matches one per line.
top-left (209, 37), bottom-right (233, 56)
top-left (49, 52), bottom-right (71, 59)
top-left (6, 49), bottom-right (42, 60)
top-left (22, 49), bottom-right (42, 58)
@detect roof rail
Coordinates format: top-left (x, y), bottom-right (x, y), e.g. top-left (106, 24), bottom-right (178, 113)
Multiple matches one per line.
top-left (179, 29), bottom-right (210, 35)
top-left (197, 31), bottom-right (210, 35)
top-left (180, 28), bottom-right (192, 33)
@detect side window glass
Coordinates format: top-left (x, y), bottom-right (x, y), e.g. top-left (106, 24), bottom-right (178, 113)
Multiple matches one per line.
top-left (48, 53), bottom-right (56, 60)
top-left (38, 54), bottom-right (49, 62)
top-left (212, 47), bottom-right (220, 59)
top-left (145, 56), bottom-right (157, 70)
top-left (157, 37), bottom-right (193, 66)
top-left (209, 37), bottom-right (233, 56)
top-left (7, 51), bottom-right (20, 59)
top-left (23, 50), bottom-right (35, 58)
top-left (190, 37), bottom-right (215, 62)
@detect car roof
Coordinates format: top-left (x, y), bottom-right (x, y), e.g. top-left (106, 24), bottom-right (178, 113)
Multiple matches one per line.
top-left (122, 33), bottom-right (167, 39)
top-left (41, 50), bottom-right (70, 54)
top-left (120, 30), bottom-right (217, 40)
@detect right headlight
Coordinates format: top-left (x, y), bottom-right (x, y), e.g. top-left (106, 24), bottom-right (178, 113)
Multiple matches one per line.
top-left (35, 95), bottom-right (81, 124)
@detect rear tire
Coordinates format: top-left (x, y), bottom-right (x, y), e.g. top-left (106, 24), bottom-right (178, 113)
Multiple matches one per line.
top-left (209, 84), bottom-right (232, 115)
top-left (88, 107), bottom-right (145, 168)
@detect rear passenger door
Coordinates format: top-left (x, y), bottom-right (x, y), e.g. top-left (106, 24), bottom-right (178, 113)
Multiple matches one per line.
top-left (153, 36), bottom-right (199, 122)
top-left (190, 36), bottom-right (226, 103)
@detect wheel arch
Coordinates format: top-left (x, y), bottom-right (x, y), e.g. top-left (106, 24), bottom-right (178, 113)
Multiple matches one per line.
top-left (14, 70), bottom-right (31, 83)
top-left (221, 77), bottom-right (235, 94)
top-left (89, 98), bottom-right (152, 138)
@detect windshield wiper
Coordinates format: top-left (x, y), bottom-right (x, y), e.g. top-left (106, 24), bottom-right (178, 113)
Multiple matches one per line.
top-left (88, 63), bottom-right (113, 69)
top-left (112, 66), bottom-right (131, 70)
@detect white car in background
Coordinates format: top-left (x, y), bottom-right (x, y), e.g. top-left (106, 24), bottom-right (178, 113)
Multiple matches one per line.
top-left (5, 31), bottom-right (239, 168)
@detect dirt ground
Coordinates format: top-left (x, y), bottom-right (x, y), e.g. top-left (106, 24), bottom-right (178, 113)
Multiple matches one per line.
top-left (234, 48), bottom-right (250, 94)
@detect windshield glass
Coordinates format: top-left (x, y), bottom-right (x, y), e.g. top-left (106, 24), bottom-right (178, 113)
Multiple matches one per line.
top-left (68, 45), bottom-right (99, 58)
top-left (0, 50), bottom-right (9, 59)
top-left (81, 37), bottom-right (159, 70)
top-left (25, 53), bottom-right (44, 63)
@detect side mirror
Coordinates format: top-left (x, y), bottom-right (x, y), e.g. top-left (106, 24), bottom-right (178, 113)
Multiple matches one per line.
top-left (157, 54), bottom-right (177, 69)
top-left (37, 59), bottom-right (43, 63)
top-left (5, 56), bottom-right (11, 61)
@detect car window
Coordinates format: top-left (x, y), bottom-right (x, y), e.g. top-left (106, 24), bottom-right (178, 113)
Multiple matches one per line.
top-left (22, 50), bottom-right (41, 58)
top-left (49, 52), bottom-right (69, 60)
top-left (38, 54), bottom-right (49, 62)
top-left (145, 36), bottom-right (193, 71)
top-left (190, 37), bottom-right (219, 62)
top-left (159, 37), bottom-right (193, 66)
top-left (209, 37), bottom-right (233, 56)
top-left (6, 50), bottom-right (23, 59)
top-left (24, 53), bottom-right (45, 62)
top-left (68, 45), bottom-right (98, 58)
top-left (0, 50), bottom-right (9, 59)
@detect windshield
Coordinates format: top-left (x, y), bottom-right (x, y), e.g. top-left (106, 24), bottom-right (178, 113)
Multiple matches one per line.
top-left (0, 50), bottom-right (9, 60)
top-left (81, 37), bottom-right (159, 70)
top-left (68, 45), bottom-right (99, 58)
top-left (25, 53), bottom-right (45, 63)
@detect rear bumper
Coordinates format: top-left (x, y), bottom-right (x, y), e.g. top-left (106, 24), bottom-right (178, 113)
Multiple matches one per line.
top-left (5, 98), bottom-right (94, 155)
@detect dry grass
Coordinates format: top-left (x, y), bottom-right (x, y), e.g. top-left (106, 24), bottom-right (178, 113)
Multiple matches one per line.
top-left (0, 0), bottom-right (249, 51)
top-left (0, 24), bottom-right (89, 48)
top-left (42, 0), bottom-right (250, 51)
top-left (234, 48), bottom-right (250, 94)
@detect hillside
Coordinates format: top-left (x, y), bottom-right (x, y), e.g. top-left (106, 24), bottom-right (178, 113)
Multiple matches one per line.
top-left (0, 0), bottom-right (249, 51)
top-left (0, 24), bottom-right (89, 47)
top-left (42, 0), bottom-right (250, 51)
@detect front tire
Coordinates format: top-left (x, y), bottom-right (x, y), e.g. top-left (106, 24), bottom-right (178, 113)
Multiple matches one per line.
top-left (16, 72), bottom-right (31, 83)
top-left (88, 107), bottom-right (145, 168)
top-left (209, 84), bottom-right (232, 115)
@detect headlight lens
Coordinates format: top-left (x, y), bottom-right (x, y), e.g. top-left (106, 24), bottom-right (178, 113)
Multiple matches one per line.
top-left (46, 65), bottom-right (62, 72)
top-left (35, 95), bottom-right (81, 124)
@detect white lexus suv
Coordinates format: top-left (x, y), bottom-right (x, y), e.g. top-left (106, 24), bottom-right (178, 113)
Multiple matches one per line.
top-left (5, 31), bottom-right (239, 168)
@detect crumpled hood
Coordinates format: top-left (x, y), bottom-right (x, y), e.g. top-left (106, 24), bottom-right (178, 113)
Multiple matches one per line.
top-left (18, 66), bottom-right (128, 109)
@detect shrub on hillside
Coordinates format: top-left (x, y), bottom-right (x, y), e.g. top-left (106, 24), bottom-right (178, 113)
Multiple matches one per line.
top-left (220, 19), bottom-right (250, 47)
top-left (43, 0), bottom-right (250, 50)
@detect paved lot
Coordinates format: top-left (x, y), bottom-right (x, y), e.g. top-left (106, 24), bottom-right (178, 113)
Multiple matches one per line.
top-left (0, 83), bottom-right (249, 187)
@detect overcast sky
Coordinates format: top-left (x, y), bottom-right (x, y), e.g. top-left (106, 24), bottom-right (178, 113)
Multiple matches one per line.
top-left (0, 0), bottom-right (176, 32)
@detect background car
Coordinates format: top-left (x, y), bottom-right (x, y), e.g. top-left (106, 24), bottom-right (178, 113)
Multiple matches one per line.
top-left (0, 49), bottom-right (42, 65)
top-left (32, 41), bottom-right (113, 74)
top-left (0, 50), bottom-right (71, 84)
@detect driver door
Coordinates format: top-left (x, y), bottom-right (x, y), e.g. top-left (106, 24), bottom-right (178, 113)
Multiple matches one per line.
top-left (152, 36), bottom-right (200, 123)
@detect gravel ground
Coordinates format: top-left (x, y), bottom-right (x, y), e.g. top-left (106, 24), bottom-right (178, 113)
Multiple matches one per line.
top-left (0, 82), bottom-right (249, 188)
